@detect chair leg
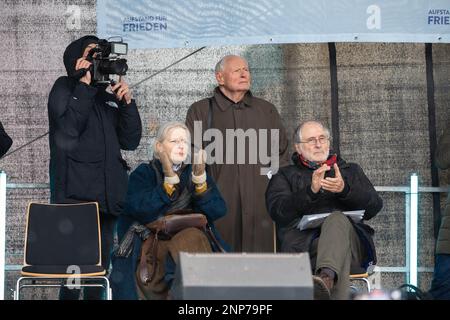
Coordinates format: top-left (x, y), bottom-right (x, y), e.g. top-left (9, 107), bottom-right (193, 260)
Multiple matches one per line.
top-left (103, 276), bottom-right (112, 300)
top-left (362, 277), bottom-right (371, 292)
top-left (15, 277), bottom-right (24, 300)
top-left (14, 276), bottom-right (112, 300)
top-left (350, 277), bottom-right (371, 294)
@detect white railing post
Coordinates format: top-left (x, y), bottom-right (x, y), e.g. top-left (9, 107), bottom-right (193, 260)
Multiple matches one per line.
top-left (409, 173), bottom-right (419, 286)
top-left (0, 171), bottom-right (7, 300)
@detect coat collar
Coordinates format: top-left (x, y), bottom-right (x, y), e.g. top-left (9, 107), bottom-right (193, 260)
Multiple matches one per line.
top-left (213, 87), bottom-right (254, 112)
top-left (151, 159), bottom-right (190, 183)
top-left (291, 152), bottom-right (349, 169)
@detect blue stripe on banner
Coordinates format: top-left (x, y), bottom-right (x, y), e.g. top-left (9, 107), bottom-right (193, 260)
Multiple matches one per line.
top-left (97, 0), bottom-right (450, 49)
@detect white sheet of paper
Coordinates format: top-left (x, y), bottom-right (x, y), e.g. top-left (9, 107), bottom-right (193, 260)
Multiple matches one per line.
top-left (297, 210), bottom-right (365, 231)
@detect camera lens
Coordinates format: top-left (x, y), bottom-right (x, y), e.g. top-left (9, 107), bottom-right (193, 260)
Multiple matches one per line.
top-left (98, 59), bottom-right (128, 76)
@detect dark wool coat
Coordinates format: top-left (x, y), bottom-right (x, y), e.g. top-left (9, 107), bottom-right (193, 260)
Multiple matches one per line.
top-left (266, 153), bottom-right (383, 270)
top-left (186, 87), bottom-right (290, 252)
top-left (48, 36), bottom-right (142, 216)
top-left (110, 160), bottom-right (228, 300)
top-left (436, 127), bottom-right (450, 254)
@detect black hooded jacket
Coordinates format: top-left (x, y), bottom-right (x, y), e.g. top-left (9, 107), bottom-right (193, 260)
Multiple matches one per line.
top-left (0, 121), bottom-right (12, 158)
top-left (266, 152), bottom-right (383, 268)
top-left (48, 35), bottom-right (142, 216)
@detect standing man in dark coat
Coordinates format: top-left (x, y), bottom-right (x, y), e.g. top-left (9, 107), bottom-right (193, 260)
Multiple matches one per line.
top-left (266, 120), bottom-right (382, 299)
top-left (429, 126), bottom-right (450, 299)
top-left (0, 121), bottom-right (12, 158)
top-left (186, 55), bottom-right (289, 253)
top-left (48, 35), bottom-right (142, 299)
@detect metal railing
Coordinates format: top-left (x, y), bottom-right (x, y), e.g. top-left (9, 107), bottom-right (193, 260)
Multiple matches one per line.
top-left (374, 176), bottom-right (448, 286)
top-left (0, 170), bottom-right (448, 298)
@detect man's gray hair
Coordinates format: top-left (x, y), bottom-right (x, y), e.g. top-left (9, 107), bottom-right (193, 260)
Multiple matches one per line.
top-left (293, 120), bottom-right (331, 143)
top-left (152, 121), bottom-right (190, 159)
top-left (214, 55), bottom-right (247, 73)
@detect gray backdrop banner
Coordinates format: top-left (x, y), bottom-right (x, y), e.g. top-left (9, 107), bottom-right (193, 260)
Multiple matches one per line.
top-left (98, 0), bottom-right (450, 48)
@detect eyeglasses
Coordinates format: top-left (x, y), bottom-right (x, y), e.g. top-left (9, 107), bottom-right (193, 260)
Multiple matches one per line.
top-left (167, 139), bottom-right (188, 146)
top-left (299, 136), bottom-right (330, 146)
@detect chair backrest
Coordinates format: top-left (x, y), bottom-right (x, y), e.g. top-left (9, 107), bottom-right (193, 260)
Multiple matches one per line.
top-left (24, 202), bottom-right (102, 267)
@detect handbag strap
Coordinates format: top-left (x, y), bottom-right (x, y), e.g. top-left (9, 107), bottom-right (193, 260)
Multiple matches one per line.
top-left (138, 232), bottom-right (159, 284)
top-left (205, 225), bottom-right (226, 253)
top-left (198, 98), bottom-right (214, 176)
top-left (207, 97), bottom-right (213, 130)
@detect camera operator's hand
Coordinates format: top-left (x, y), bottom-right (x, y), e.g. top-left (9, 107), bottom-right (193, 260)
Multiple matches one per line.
top-left (75, 57), bottom-right (92, 85)
top-left (112, 76), bottom-right (132, 105)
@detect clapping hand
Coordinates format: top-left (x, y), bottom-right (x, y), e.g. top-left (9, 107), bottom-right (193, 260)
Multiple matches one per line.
top-left (311, 164), bottom-right (328, 193)
top-left (192, 149), bottom-right (206, 177)
top-left (157, 147), bottom-right (175, 178)
top-left (320, 164), bottom-right (345, 193)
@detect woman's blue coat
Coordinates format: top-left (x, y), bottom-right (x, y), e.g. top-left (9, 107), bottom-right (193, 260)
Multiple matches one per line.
top-left (110, 160), bottom-right (228, 299)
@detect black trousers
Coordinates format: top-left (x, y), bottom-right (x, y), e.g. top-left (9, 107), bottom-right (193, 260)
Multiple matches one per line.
top-left (59, 214), bottom-right (117, 300)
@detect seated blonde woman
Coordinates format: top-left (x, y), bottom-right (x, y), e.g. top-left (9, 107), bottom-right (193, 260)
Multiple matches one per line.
top-left (110, 121), bottom-right (228, 300)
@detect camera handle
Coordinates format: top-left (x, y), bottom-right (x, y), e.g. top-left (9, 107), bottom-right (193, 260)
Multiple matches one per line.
top-left (109, 79), bottom-right (120, 93)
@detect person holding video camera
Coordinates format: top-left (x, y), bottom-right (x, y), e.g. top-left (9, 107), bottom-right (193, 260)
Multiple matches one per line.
top-left (48, 35), bottom-right (142, 300)
top-left (265, 120), bottom-right (382, 300)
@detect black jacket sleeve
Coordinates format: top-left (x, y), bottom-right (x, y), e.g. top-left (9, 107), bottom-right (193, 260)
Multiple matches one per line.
top-left (48, 77), bottom-right (97, 139)
top-left (336, 164), bottom-right (383, 220)
top-left (266, 164), bottom-right (383, 227)
top-left (266, 169), bottom-right (322, 227)
top-left (0, 121), bottom-right (13, 158)
top-left (116, 99), bottom-right (142, 150)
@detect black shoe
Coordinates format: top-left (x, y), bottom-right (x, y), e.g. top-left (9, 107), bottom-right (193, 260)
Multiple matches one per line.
top-left (313, 275), bottom-right (331, 300)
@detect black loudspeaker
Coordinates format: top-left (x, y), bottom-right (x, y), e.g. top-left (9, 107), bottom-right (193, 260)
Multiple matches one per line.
top-left (171, 252), bottom-right (313, 300)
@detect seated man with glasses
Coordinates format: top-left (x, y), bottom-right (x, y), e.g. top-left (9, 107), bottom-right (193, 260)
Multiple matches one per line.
top-left (265, 120), bottom-right (383, 300)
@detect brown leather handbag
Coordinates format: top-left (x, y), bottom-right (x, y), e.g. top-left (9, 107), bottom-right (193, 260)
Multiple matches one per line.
top-left (138, 212), bottom-right (225, 285)
top-left (147, 213), bottom-right (208, 239)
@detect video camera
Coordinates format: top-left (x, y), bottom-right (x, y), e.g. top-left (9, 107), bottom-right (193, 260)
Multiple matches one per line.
top-left (85, 38), bottom-right (128, 85)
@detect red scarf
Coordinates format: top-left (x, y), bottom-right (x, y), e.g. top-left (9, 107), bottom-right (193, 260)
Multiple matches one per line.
top-left (299, 153), bottom-right (337, 170)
